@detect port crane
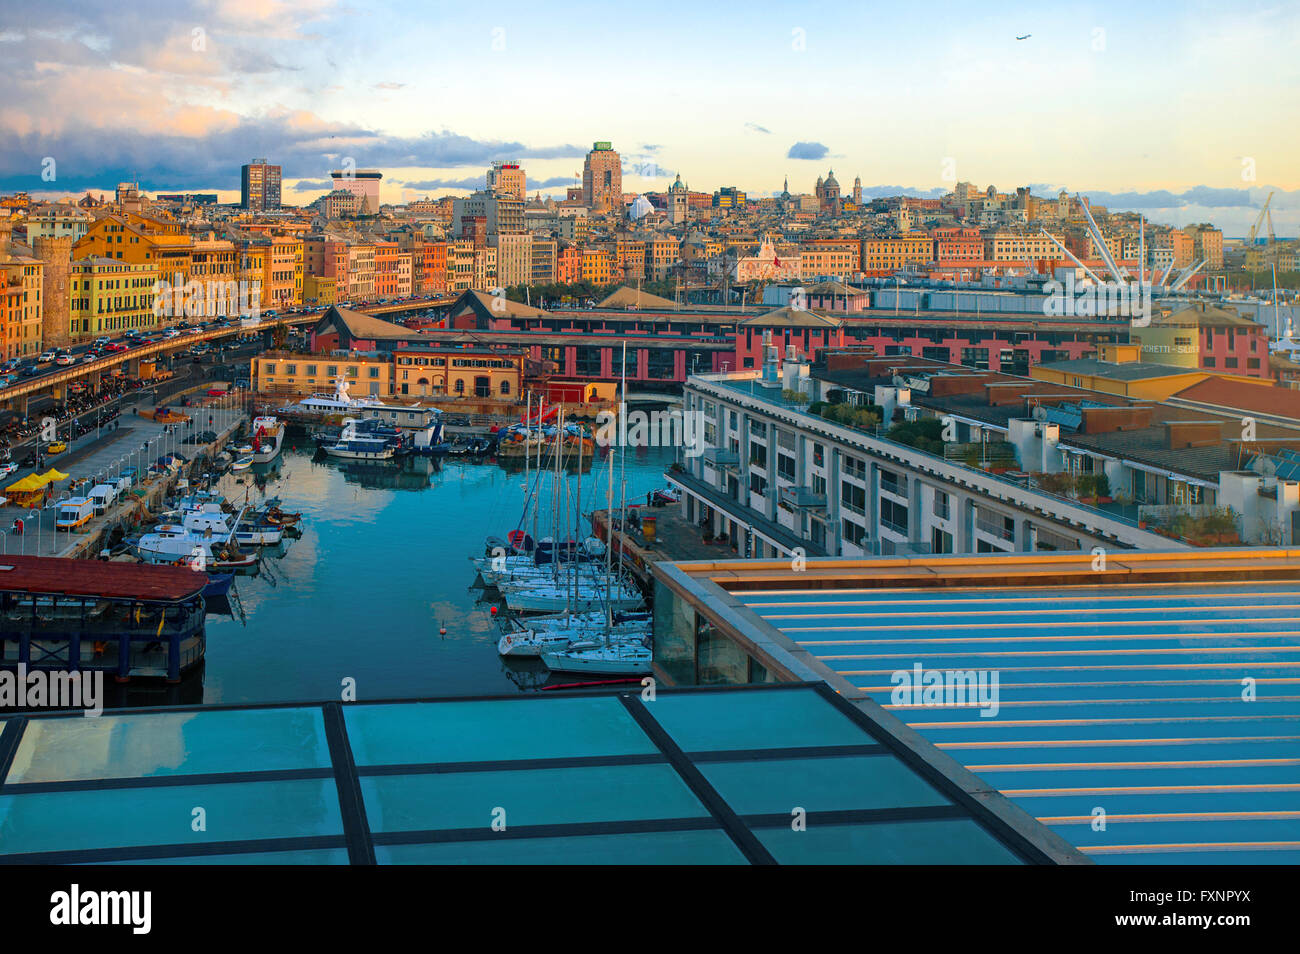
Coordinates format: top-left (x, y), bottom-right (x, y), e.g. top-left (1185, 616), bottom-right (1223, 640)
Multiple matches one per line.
top-left (1246, 192), bottom-right (1276, 247)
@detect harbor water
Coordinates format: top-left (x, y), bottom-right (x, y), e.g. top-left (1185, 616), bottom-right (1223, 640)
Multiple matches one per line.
top-left (192, 432), bottom-right (677, 705)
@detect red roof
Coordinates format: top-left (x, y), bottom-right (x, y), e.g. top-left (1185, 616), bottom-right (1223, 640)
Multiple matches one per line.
top-left (1173, 377), bottom-right (1300, 423)
top-left (0, 556), bottom-right (206, 602)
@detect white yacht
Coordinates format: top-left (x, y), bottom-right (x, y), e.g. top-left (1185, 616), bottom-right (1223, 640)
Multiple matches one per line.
top-left (321, 418), bottom-right (396, 461)
top-left (541, 640), bottom-right (654, 676)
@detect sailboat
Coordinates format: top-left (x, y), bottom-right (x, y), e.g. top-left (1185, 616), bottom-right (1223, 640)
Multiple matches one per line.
top-left (541, 340), bottom-right (655, 675)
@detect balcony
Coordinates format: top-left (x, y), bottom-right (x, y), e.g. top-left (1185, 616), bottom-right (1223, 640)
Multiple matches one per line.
top-left (703, 447), bottom-right (740, 469)
top-left (779, 485), bottom-right (828, 511)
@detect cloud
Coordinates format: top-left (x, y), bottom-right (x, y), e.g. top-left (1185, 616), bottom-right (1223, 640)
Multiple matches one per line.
top-left (372, 82), bottom-right (406, 90)
top-left (0, 115), bottom-right (587, 193)
top-left (745, 123), bottom-right (771, 134)
top-left (640, 144), bottom-right (661, 153)
top-left (787, 141), bottom-right (828, 160)
top-left (399, 176), bottom-right (484, 191)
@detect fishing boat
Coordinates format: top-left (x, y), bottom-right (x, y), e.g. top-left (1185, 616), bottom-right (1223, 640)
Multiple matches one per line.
top-left (202, 572), bottom-right (236, 598)
top-left (231, 456), bottom-right (253, 471)
top-left (321, 418), bottom-right (396, 461)
top-left (234, 520), bottom-right (284, 546)
top-left (251, 416), bottom-right (285, 463)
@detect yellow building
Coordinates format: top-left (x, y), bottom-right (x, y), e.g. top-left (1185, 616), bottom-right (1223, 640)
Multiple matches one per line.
top-left (75, 215), bottom-right (192, 286)
top-left (303, 274), bottom-right (337, 306)
top-left (190, 237), bottom-right (237, 285)
top-left (251, 351), bottom-right (394, 398)
top-left (69, 257), bottom-right (159, 337)
top-left (447, 240), bottom-right (474, 293)
top-left (237, 244), bottom-right (266, 311)
top-left (394, 345), bottom-right (524, 398)
top-left (861, 233), bottom-right (934, 271)
top-left (983, 231), bottom-right (1063, 262)
top-left (1031, 343), bottom-right (1261, 400)
top-left (262, 235), bottom-right (304, 309)
top-left (580, 246), bottom-right (612, 285)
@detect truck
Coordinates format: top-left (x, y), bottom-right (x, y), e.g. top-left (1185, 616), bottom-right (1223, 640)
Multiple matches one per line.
top-left (88, 483), bottom-right (117, 515)
top-left (55, 497), bottom-right (94, 531)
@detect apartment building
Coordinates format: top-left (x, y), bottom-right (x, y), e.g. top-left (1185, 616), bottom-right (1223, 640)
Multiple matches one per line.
top-left (69, 257), bottom-right (158, 336)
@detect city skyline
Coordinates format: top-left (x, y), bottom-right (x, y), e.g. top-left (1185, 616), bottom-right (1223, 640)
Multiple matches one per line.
top-left (1, 1), bottom-right (1297, 235)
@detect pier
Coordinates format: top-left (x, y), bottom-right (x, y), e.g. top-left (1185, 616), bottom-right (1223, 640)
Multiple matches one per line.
top-left (592, 503), bottom-right (726, 588)
top-left (0, 391), bottom-right (249, 560)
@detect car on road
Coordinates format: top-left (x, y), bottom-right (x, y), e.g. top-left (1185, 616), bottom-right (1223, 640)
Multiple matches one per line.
top-left (0, 462), bottom-right (16, 479)
top-left (104, 342), bottom-right (128, 352)
top-left (54, 354), bottom-right (76, 366)
top-left (21, 365), bottom-right (42, 378)
top-left (82, 352), bottom-right (98, 363)
top-left (93, 336), bottom-right (111, 347)
top-left (46, 441), bottom-right (67, 454)
top-left (39, 350), bottom-right (56, 362)
top-left (162, 329), bottom-right (180, 339)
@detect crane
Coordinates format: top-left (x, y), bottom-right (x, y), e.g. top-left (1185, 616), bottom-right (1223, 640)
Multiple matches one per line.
top-left (1246, 192), bottom-right (1276, 246)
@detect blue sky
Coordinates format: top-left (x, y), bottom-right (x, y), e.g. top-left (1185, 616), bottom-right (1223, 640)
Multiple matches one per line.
top-left (1, 0), bottom-right (1296, 234)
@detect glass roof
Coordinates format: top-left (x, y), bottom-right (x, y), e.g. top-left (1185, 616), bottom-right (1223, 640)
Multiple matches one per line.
top-left (738, 580), bottom-right (1300, 864)
top-left (0, 685), bottom-right (1040, 865)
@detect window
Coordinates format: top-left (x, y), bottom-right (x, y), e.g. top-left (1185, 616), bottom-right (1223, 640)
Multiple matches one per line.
top-left (933, 490), bottom-right (950, 520)
top-left (777, 453), bottom-right (796, 482)
top-left (841, 519), bottom-right (866, 547)
top-left (879, 469), bottom-right (906, 498)
top-left (454, 379), bottom-right (465, 394)
top-left (500, 380), bottom-right (510, 395)
top-left (749, 442), bottom-right (767, 468)
top-left (880, 498), bottom-right (908, 535)
top-left (843, 456), bottom-right (866, 480)
top-left (748, 473), bottom-right (767, 496)
top-left (840, 481), bottom-right (866, 514)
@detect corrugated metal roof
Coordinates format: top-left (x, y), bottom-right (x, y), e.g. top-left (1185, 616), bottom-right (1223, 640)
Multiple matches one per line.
top-left (737, 578), bottom-right (1300, 863)
top-left (0, 555), bottom-right (206, 602)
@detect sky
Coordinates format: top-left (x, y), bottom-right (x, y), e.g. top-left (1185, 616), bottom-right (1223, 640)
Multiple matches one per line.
top-left (1, 0), bottom-right (1297, 235)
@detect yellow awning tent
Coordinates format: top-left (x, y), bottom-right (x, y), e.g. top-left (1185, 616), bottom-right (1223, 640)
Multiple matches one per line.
top-left (4, 468), bottom-right (70, 494)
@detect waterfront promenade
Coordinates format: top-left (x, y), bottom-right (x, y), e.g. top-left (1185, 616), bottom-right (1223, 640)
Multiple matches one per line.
top-left (0, 394), bottom-right (248, 559)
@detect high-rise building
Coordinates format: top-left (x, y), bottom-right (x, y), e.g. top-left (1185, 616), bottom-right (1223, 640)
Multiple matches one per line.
top-left (582, 141), bottom-right (622, 212)
top-left (486, 161), bottom-right (526, 201)
top-left (241, 159), bottom-right (282, 212)
top-left (329, 169), bottom-right (382, 215)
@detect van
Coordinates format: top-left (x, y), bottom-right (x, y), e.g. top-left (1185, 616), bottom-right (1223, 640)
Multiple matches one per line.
top-left (119, 467), bottom-right (137, 488)
top-left (88, 483), bottom-right (117, 515)
top-left (115, 472), bottom-right (133, 493)
top-left (56, 497), bottom-right (95, 531)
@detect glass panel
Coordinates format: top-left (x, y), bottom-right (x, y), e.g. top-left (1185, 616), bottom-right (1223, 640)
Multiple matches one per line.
top-left (361, 764), bottom-right (709, 833)
top-left (6, 708), bottom-right (331, 783)
top-left (345, 697), bottom-right (659, 766)
top-left (0, 779), bottom-right (343, 857)
top-left (98, 848), bottom-right (350, 865)
top-left (648, 688), bottom-right (871, 752)
top-left (701, 755), bottom-right (950, 815)
top-left (758, 819), bottom-right (1022, 865)
top-left (376, 830), bottom-right (745, 865)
